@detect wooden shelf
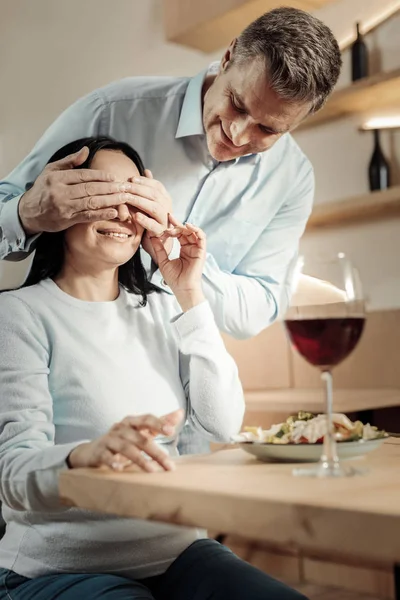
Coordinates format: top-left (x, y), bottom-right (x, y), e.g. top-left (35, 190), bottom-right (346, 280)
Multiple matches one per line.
top-left (244, 388), bottom-right (400, 414)
top-left (298, 69), bottom-right (400, 132)
top-left (306, 185), bottom-right (400, 230)
top-left (163, 0), bottom-right (335, 53)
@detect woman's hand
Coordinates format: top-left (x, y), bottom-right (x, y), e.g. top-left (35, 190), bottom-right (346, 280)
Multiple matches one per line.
top-left (150, 216), bottom-right (206, 311)
top-left (67, 409), bottom-right (184, 473)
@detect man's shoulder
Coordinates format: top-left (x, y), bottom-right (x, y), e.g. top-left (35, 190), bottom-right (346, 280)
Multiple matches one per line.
top-left (96, 75), bottom-right (191, 105)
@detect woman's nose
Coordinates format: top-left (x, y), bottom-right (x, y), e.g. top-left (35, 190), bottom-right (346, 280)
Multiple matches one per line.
top-left (114, 204), bottom-right (132, 222)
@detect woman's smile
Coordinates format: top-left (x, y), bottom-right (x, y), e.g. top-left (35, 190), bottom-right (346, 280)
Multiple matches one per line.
top-left (96, 225), bottom-right (134, 242)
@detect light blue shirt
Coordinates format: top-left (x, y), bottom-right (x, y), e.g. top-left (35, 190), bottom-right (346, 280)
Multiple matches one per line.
top-left (0, 66), bottom-right (314, 339)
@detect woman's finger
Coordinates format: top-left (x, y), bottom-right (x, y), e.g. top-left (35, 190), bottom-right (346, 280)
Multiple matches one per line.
top-left (109, 456), bottom-right (133, 472)
top-left (149, 237), bottom-right (170, 269)
top-left (186, 223), bottom-right (205, 239)
top-left (167, 213), bottom-right (184, 228)
top-left (108, 431), bottom-right (175, 472)
top-left (98, 447), bottom-right (120, 470)
top-left (139, 437), bottom-right (176, 471)
top-left (161, 409), bottom-right (185, 427)
top-left (106, 436), bottom-right (159, 473)
top-left (121, 413), bottom-right (176, 436)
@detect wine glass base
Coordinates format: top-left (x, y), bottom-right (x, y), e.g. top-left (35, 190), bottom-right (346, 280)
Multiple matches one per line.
top-left (293, 463), bottom-right (368, 478)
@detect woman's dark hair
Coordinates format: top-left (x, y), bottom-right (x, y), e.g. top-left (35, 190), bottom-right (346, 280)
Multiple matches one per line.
top-left (22, 136), bottom-right (159, 305)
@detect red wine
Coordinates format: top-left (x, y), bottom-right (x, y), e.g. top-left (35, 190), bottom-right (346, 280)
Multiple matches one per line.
top-left (285, 317), bottom-right (365, 368)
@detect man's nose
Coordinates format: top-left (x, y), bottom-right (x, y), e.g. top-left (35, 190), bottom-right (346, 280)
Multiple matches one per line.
top-left (114, 204), bottom-right (132, 222)
top-left (230, 118), bottom-right (251, 147)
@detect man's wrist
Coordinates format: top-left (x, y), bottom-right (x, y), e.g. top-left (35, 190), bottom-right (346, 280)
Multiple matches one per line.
top-left (18, 193), bottom-right (40, 237)
top-left (174, 288), bottom-right (205, 312)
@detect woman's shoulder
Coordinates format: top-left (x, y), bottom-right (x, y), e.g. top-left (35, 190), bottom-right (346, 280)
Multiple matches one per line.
top-left (0, 283), bottom-right (47, 318)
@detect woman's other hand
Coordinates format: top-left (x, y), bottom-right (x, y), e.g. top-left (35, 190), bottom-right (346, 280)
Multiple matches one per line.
top-left (67, 409), bottom-right (184, 472)
top-left (150, 216), bottom-right (206, 311)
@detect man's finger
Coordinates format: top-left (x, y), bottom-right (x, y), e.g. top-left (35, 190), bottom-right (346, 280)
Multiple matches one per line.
top-left (124, 183), bottom-right (158, 202)
top-left (69, 208), bottom-right (118, 225)
top-left (131, 175), bottom-right (164, 193)
top-left (71, 193), bottom-right (134, 212)
top-left (124, 195), bottom-right (162, 218)
top-left (67, 181), bottom-right (132, 200)
top-left (61, 168), bottom-right (116, 184)
top-left (47, 146), bottom-right (89, 171)
top-left (134, 212), bottom-right (165, 235)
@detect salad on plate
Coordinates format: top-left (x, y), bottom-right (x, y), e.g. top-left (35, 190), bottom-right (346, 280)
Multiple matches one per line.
top-left (232, 411), bottom-right (387, 445)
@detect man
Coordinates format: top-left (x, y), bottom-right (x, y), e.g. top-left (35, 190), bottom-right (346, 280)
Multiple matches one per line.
top-left (0, 7), bottom-right (342, 453)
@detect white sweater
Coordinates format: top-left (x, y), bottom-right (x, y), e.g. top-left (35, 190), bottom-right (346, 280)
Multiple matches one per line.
top-left (0, 279), bottom-right (244, 579)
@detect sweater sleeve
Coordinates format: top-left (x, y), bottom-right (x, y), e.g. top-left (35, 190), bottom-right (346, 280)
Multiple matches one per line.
top-left (171, 301), bottom-right (245, 442)
top-left (0, 294), bottom-right (86, 512)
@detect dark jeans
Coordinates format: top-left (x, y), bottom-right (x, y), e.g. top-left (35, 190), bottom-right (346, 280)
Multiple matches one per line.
top-left (0, 539), bottom-right (308, 600)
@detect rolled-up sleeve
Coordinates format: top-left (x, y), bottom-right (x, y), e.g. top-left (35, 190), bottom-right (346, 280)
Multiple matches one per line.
top-left (201, 161), bottom-right (314, 339)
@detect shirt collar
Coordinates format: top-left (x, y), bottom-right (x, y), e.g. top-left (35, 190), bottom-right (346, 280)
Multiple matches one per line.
top-left (175, 67), bottom-right (210, 139)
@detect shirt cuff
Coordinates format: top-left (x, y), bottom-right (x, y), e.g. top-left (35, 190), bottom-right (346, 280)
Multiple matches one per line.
top-left (2, 194), bottom-right (41, 252)
top-left (35, 441), bottom-right (90, 511)
top-left (171, 300), bottom-right (216, 340)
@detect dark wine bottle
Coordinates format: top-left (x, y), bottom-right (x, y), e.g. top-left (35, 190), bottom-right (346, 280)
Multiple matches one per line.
top-left (368, 129), bottom-right (391, 191)
top-left (351, 22), bottom-right (368, 81)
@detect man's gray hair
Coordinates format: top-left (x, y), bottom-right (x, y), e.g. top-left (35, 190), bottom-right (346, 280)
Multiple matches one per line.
top-left (234, 7), bottom-right (342, 112)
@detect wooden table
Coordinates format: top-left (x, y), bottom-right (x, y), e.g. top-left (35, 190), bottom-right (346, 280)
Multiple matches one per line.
top-left (244, 388), bottom-right (400, 415)
top-left (59, 438), bottom-right (400, 568)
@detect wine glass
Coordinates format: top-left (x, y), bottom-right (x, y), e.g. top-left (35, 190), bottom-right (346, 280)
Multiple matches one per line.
top-left (283, 253), bottom-right (366, 477)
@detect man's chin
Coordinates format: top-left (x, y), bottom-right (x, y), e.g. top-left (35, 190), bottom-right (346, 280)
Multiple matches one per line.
top-left (208, 140), bottom-right (239, 162)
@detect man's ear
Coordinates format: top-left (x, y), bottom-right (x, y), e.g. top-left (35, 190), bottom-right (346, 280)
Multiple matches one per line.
top-left (220, 38), bottom-right (237, 72)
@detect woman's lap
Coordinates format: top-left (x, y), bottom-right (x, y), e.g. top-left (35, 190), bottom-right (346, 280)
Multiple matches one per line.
top-left (0, 569), bottom-right (155, 600)
top-left (0, 539), bottom-right (308, 600)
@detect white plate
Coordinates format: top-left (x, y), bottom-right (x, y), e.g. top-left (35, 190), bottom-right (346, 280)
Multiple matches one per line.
top-left (239, 437), bottom-right (385, 463)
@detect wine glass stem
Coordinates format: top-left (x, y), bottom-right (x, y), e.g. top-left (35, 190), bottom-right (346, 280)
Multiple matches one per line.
top-left (321, 370), bottom-right (339, 470)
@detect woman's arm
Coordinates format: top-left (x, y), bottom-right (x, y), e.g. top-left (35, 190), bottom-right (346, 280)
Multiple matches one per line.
top-left (0, 294), bottom-right (88, 512)
top-left (173, 301), bottom-right (245, 443)
top-left (150, 222), bottom-right (245, 443)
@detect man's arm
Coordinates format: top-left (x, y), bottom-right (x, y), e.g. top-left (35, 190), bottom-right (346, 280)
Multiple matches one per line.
top-left (200, 162), bottom-right (315, 339)
top-left (0, 91), bottom-right (105, 261)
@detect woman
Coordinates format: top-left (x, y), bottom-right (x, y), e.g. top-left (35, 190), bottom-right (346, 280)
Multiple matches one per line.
top-left (0, 137), bottom-right (307, 600)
